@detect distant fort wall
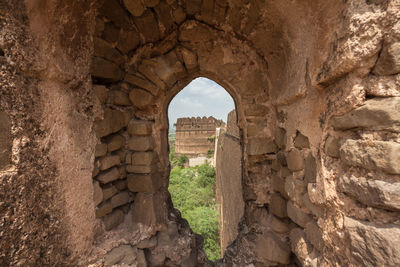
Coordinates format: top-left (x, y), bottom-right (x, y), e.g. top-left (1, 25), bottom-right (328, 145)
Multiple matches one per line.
top-left (175, 116), bottom-right (225, 158)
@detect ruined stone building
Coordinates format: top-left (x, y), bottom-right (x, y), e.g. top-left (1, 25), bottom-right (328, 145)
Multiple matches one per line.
top-left (175, 116), bottom-right (224, 158)
top-left (1, 0), bottom-right (400, 266)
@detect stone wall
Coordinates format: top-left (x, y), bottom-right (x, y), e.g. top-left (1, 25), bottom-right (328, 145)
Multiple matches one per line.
top-left (1, 0), bottom-right (400, 266)
top-left (215, 110), bottom-right (244, 254)
top-left (175, 116), bottom-right (225, 158)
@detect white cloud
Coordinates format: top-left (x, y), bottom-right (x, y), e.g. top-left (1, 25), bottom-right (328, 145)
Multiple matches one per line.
top-left (168, 77), bottom-right (235, 127)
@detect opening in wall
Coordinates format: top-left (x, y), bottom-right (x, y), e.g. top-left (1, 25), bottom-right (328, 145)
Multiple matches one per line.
top-left (167, 77), bottom-right (244, 261)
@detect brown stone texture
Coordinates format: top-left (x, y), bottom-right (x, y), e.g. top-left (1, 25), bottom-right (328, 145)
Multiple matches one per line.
top-left (0, 112), bottom-right (11, 169)
top-left (2, 0), bottom-right (400, 266)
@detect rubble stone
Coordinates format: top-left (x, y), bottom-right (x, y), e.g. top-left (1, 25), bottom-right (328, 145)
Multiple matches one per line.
top-left (287, 201), bottom-right (312, 228)
top-left (128, 120), bottom-right (152, 136)
top-left (339, 175), bottom-right (400, 211)
top-left (97, 167), bottom-right (120, 184)
top-left (340, 140), bottom-right (400, 174)
top-left (287, 149), bottom-right (304, 172)
top-left (104, 209), bottom-right (125, 230)
top-left (332, 97), bottom-right (400, 132)
top-left (99, 155), bottom-right (121, 171)
top-left (344, 216), bottom-right (400, 266)
top-left (373, 42), bottom-right (400, 75)
top-left (247, 138), bottom-right (278, 155)
top-left (254, 231), bottom-right (291, 264)
top-left (127, 136), bottom-right (155, 151)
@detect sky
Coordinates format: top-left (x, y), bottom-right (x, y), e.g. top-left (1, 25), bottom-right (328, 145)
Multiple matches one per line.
top-left (168, 77), bottom-right (235, 128)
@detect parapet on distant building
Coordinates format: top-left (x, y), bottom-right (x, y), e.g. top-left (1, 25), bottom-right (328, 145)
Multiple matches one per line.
top-left (175, 116), bottom-right (225, 158)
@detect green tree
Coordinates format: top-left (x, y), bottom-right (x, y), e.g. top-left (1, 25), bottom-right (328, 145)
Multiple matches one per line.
top-left (168, 163), bottom-right (221, 261)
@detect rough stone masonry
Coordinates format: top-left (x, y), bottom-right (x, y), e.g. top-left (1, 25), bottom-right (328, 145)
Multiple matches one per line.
top-left (0, 0), bottom-right (399, 266)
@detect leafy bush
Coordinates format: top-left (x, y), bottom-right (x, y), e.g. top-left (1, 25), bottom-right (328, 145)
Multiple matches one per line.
top-left (168, 163), bottom-right (221, 261)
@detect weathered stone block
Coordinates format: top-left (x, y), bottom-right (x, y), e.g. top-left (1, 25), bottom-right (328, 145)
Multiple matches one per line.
top-left (247, 138), bottom-right (277, 155)
top-left (294, 132), bottom-right (310, 149)
top-left (132, 192), bottom-right (167, 226)
top-left (173, 7), bottom-right (186, 24)
top-left (154, 1), bottom-right (174, 33)
top-left (269, 193), bottom-right (288, 218)
top-left (132, 151), bottom-right (158, 166)
top-left (200, 0), bottom-right (215, 24)
top-left (136, 249), bottom-right (147, 267)
top-left (99, 0), bottom-right (131, 29)
top-left (138, 59), bottom-right (166, 90)
top-left (111, 191), bottom-right (131, 209)
top-left (289, 228), bottom-right (316, 265)
top-left (123, 0), bottom-right (145, 17)
top-left (305, 220), bottom-right (324, 252)
top-left (107, 135), bottom-right (125, 152)
top-left (93, 37), bottom-right (124, 65)
top-left (180, 47), bottom-right (198, 72)
top-left (94, 108), bottom-right (128, 138)
top-left (129, 89), bottom-right (154, 109)
top-left (117, 29), bottom-right (140, 54)
top-left (340, 140), bottom-right (400, 174)
top-left (102, 22), bottom-right (120, 43)
top-left (344, 216), bottom-right (400, 266)
top-left (277, 152), bottom-right (287, 167)
top-left (254, 231), bottom-right (291, 264)
top-left (91, 57), bottom-right (123, 82)
top-left (96, 201), bottom-right (113, 218)
top-left (266, 214), bottom-right (290, 234)
top-left (137, 236), bottom-right (157, 249)
top-left (95, 18), bottom-right (104, 37)
top-left (153, 51), bottom-right (186, 87)
top-left (287, 200), bottom-right (312, 228)
top-left (332, 97), bottom-right (400, 132)
top-left (124, 74), bottom-right (159, 96)
top-left (99, 155), bottom-right (121, 171)
top-left (339, 175), bottom-right (400, 211)
top-left (108, 90), bottom-right (130, 106)
top-left (97, 167), bottom-right (120, 184)
top-left (179, 22), bottom-right (216, 43)
top-left (286, 149), bottom-right (304, 171)
top-left (126, 164), bottom-right (157, 174)
top-left (304, 153), bottom-right (317, 183)
top-left (142, 0), bottom-right (159, 7)
top-left (93, 85), bottom-right (108, 104)
top-left (275, 127), bottom-right (286, 149)
top-left (102, 184), bottom-right (118, 201)
top-left (271, 174), bottom-right (287, 199)
top-left (104, 245), bottom-right (136, 267)
top-left (285, 176), bottom-right (306, 204)
top-left (185, 0), bottom-right (201, 15)
top-left (373, 42), bottom-right (400, 75)
top-left (324, 136), bottom-right (340, 158)
top-left (134, 10), bottom-right (160, 43)
top-left (93, 165), bottom-right (100, 177)
top-left (0, 112), bottom-right (11, 169)
top-left (128, 120), bottom-right (152, 136)
top-left (115, 179), bottom-right (127, 191)
top-left (95, 143), bottom-right (108, 158)
top-left (301, 193), bottom-right (323, 217)
top-left (244, 104), bottom-right (269, 117)
top-left (93, 181), bottom-right (103, 206)
top-left (104, 209), bottom-right (125, 230)
top-left (127, 136), bottom-right (155, 151)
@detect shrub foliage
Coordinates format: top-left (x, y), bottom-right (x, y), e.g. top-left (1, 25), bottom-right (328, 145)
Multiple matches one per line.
top-left (168, 150), bottom-right (221, 261)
